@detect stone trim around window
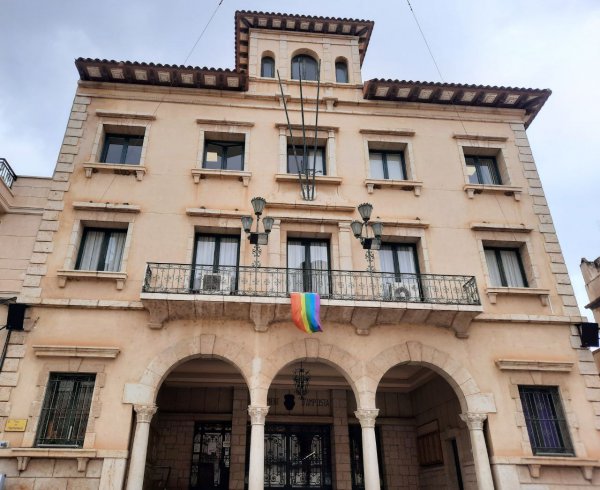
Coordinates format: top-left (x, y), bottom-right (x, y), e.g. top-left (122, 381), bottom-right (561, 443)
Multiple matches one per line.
top-left (507, 372), bottom-right (586, 459)
top-left (475, 233), bottom-right (546, 306)
top-left (33, 345), bottom-right (120, 359)
top-left (456, 136), bottom-right (522, 201)
top-left (362, 131), bottom-right (419, 195)
top-left (195, 120), bottom-right (252, 180)
top-left (22, 361), bottom-right (108, 449)
top-left (85, 118), bottom-right (151, 180)
top-left (58, 211), bottom-right (136, 289)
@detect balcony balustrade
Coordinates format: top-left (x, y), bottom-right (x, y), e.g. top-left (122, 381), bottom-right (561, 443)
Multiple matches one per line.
top-left (140, 263), bottom-right (482, 336)
top-left (0, 158), bottom-right (17, 189)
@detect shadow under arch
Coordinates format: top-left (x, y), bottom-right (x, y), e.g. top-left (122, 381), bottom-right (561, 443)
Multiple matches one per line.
top-left (258, 337), bottom-right (362, 408)
top-left (124, 334), bottom-right (254, 405)
top-left (366, 341), bottom-right (494, 414)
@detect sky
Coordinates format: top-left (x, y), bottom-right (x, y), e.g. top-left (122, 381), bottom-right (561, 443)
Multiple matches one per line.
top-left (1, 0), bottom-right (599, 315)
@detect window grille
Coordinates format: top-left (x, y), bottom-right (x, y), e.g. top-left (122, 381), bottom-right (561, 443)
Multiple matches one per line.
top-left (36, 373), bottom-right (96, 447)
top-left (519, 386), bottom-right (574, 455)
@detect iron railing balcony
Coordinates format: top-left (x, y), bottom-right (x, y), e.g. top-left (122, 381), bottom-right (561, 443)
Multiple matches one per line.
top-left (141, 263), bottom-right (482, 335)
top-left (0, 158), bottom-right (17, 189)
top-left (143, 263), bottom-right (480, 306)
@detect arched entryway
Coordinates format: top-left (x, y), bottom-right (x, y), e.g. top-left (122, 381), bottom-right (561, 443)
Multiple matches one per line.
top-left (142, 357), bottom-right (249, 490)
top-left (261, 357), bottom-right (360, 490)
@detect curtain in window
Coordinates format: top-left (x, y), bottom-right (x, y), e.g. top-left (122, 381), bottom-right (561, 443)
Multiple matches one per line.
top-left (288, 148), bottom-right (325, 175)
top-left (369, 152), bottom-right (385, 179)
top-left (310, 242), bottom-right (329, 295)
top-left (287, 241), bottom-right (306, 293)
top-left (78, 231), bottom-right (105, 271)
top-left (385, 153), bottom-right (405, 180)
top-left (104, 232), bottom-right (126, 272)
top-left (485, 249), bottom-right (503, 286)
top-left (500, 249), bottom-right (525, 287)
top-left (218, 237), bottom-right (239, 291)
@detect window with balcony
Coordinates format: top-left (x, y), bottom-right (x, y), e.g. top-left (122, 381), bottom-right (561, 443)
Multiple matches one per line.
top-left (75, 227), bottom-right (127, 272)
top-left (465, 155), bottom-right (501, 185)
top-left (519, 386), bottom-right (574, 456)
top-left (36, 373), bottom-right (96, 447)
top-left (484, 246), bottom-right (528, 287)
top-left (369, 150), bottom-right (407, 180)
top-left (379, 243), bottom-right (420, 300)
top-left (287, 146), bottom-right (326, 175)
top-left (287, 239), bottom-right (330, 296)
top-left (335, 60), bottom-right (348, 83)
top-left (100, 133), bottom-right (143, 165)
top-left (291, 55), bottom-right (318, 81)
top-left (203, 141), bottom-right (244, 171)
top-left (261, 56), bottom-right (275, 78)
top-left (193, 234), bottom-right (240, 292)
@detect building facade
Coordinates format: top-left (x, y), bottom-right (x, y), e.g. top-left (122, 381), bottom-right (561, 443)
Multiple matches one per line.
top-left (0, 10), bottom-right (599, 490)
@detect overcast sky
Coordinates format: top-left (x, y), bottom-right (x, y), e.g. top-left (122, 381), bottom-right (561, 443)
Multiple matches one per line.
top-left (1, 0), bottom-right (599, 315)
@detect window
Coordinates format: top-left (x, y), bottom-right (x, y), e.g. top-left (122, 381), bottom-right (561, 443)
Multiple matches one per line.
top-left (335, 61), bottom-right (349, 83)
top-left (36, 373), bottom-right (95, 447)
top-left (519, 386), bottom-right (574, 455)
top-left (465, 155), bottom-right (501, 185)
top-left (287, 239), bottom-right (330, 295)
top-left (193, 234), bottom-right (240, 292)
top-left (261, 56), bottom-right (275, 78)
top-left (484, 247), bottom-right (528, 287)
top-left (291, 55), bottom-right (318, 81)
top-left (369, 150), bottom-right (407, 180)
top-left (287, 146), bottom-right (326, 175)
top-left (75, 228), bottom-right (126, 272)
top-left (101, 134), bottom-right (143, 165)
top-left (379, 243), bottom-right (421, 300)
top-left (203, 141), bottom-right (244, 171)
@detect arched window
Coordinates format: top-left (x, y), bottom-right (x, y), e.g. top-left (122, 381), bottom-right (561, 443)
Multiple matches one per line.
top-left (261, 56), bottom-right (275, 78)
top-left (335, 61), bottom-right (349, 83)
top-left (291, 55), bottom-right (318, 81)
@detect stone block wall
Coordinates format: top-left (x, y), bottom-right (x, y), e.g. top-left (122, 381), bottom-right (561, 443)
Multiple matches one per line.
top-left (379, 423), bottom-right (418, 490)
top-left (0, 457), bottom-right (102, 489)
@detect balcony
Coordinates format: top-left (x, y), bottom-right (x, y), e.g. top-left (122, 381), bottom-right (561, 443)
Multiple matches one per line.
top-left (140, 263), bottom-right (482, 336)
top-left (0, 158), bottom-right (17, 189)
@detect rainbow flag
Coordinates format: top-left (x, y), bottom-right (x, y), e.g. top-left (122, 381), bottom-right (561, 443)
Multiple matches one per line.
top-left (290, 292), bottom-right (323, 333)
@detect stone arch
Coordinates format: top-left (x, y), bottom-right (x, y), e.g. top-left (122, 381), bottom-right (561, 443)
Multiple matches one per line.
top-left (290, 48), bottom-right (320, 63)
top-left (365, 341), bottom-right (496, 414)
top-left (256, 337), bottom-right (362, 408)
top-left (123, 334), bottom-right (254, 405)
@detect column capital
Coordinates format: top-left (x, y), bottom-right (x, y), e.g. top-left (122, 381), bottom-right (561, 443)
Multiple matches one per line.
top-left (460, 412), bottom-right (488, 430)
top-left (248, 405), bottom-right (269, 425)
top-left (355, 409), bottom-right (379, 428)
top-left (134, 404), bottom-right (157, 423)
top-left (338, 221), bottom-right (352, 230)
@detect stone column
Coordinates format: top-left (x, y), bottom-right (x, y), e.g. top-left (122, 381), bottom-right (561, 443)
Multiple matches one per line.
top-left (338, 222), bottom-right (354, 270)
top-left (248, 405), bottom-right (269, 490)
top-left (355, 409), bottom-right (380, 490)
top-left (125, 404), bottom-right (157, 490)
top-left (267, 219), bottom-right (282, 268)
top-left (460, 412), bottom-right (495, 490)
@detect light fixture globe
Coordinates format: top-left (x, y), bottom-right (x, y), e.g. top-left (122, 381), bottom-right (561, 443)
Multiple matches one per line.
top-left (350, 220), bottom-right (363, 238)
top-left (241, 215), bottom-right (253, 233)
top-left (251, 196), bottom-right (266, 216)
top-left (371, 221), bottom-right (383, 238)
top-left (262, 216), bottom-right (274, 233)
top-left (358, 202), bottom-right (373, 222)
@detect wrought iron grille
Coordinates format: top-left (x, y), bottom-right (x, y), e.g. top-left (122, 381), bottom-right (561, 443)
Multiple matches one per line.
top-left (0, 158), bottom-right (17, 188)
top-left (36, 373), bottom-right (95, 447)
top-left (143, 263), bottom-right (481, 306)
top-left (518, 386), bottom-right (574, 455)
top-left (264, 424), bottom-right (332, 490)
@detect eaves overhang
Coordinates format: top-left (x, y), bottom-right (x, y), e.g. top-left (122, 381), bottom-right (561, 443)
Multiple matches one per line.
top-left (75, 58), bottom-right (248, 92)
top-left (363, 79), bottom-right (551, 128)
top-left (235, 10), bottom-right (374, 72)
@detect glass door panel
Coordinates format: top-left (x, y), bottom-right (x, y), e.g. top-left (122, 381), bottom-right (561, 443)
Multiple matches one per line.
top-left (190, 422), bottom-right (231, 490)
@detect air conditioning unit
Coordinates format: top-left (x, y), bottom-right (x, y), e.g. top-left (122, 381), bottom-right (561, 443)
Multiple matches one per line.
top-left (198, 272), bottom-right (232, 293)
top-left (386, 281), bottom-right (420, 301)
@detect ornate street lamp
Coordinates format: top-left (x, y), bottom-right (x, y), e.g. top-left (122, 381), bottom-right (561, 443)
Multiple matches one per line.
top-left (351, 203), bottom-right (383, 272)
top-left (241, 197), bottom-right (274, 267)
